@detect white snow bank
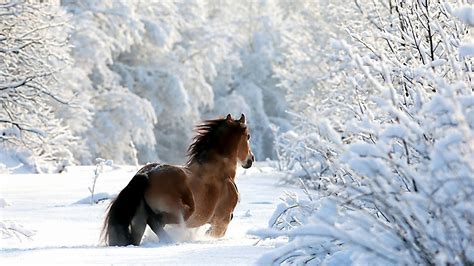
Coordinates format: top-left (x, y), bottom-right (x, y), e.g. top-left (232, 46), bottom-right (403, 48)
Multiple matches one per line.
top-left (0, 163), bottom-right (297, 264)
top-left (73, 192), bottom-right (113, 205)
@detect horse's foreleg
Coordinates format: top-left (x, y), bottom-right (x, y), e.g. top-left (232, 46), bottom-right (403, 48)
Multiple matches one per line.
top-left (206, 213), bottom-right (232, 238)
top-left (206, 223), bottom-right (229, 238)
top-left (130, 200), bottom-right (147, 245)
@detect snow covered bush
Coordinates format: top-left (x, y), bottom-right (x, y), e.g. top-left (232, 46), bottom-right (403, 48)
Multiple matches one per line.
top-left (273, 0), bottom-right (362, 180)
top-left (0, 0), bottom-right (75, 172)
top-left (258, 1), bottom-right (473, 265)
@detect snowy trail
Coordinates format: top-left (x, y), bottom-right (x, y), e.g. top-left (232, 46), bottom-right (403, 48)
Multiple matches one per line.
top-left (0, 163), bottom-right (294, 265)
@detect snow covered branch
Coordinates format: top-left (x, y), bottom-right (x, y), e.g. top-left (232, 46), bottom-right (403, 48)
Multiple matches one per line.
top-left (0, 0), bottom-right (75, 172)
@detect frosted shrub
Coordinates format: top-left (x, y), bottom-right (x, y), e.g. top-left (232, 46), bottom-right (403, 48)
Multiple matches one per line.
top-left (273, 0), bottom-right (364, 184)
top-left (89, 158), bottom-right (113, 205)
top-left (258, 1), bottom-right (473, 265)
top-left (274, 114), bottom-right (345, 189)
top-left (257, 85), bottom-right (473, 264)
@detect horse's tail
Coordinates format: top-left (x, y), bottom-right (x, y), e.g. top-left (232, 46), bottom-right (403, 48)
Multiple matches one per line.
top-left (101, 173), bottom-right (149, 246)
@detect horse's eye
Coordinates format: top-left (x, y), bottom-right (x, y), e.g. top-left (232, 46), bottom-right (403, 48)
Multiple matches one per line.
top-left (247, 134), bottom-right (250, 140)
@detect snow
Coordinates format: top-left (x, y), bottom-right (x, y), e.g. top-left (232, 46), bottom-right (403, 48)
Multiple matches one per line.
top-left (0, 198), bottom-right (8, 208)
top-left (459, 42), bottom-right (474, 58)
top-left (452, 5), bottom-right (474, 26)
top-left (73, 192), bottom-right (112, 205)
top-left (0, 148), bottom-right (32, 174)
top-left (429, 59), bottom-right (447, 67)
top-left (0, 162), bottom-right (299, 264)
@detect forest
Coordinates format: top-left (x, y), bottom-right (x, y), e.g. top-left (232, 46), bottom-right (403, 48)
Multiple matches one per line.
top-left (1, 0), bottom-right (473, 265)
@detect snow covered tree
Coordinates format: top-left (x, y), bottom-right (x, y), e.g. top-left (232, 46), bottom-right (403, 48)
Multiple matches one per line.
top-left (258, 1), bottom-right (473, 265)
top-left (61, 0), bottom-right (157, 164)
top-left (0, 0), bottom-right (75, 172)
top-left (62, 0), bottom-right (292, 164)
top-left (205, 0), bottom-right (292, 161)
top-left (272, 0), bottom-right (361, 178)
top-left (112, 0), bottom-right (227, 163)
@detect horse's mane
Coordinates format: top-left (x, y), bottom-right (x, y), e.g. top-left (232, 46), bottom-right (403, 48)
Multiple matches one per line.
top-left (186, 118), bottom-right (236, 165)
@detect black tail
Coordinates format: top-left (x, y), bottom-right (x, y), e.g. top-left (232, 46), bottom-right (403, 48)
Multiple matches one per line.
top-left (101, 173), bottom-right (149, 246)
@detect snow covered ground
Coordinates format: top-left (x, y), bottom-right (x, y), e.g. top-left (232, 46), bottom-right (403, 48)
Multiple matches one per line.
top-left (0, 162), bottom-right (295, 265)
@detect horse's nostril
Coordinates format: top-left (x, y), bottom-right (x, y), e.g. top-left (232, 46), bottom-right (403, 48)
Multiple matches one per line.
top-left (242, 158), bottom-right (253, 168)
top-left (251, 155), bottom-right (255, 161)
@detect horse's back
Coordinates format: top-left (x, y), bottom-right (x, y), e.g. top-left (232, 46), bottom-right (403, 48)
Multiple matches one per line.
top-left (137, 162), bottom-right (167, 175)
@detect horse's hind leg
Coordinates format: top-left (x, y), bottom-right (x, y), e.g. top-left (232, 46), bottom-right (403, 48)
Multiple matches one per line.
top-left (147, 214), bottom-right (172, 244)
top-left (108, 225), bottom-right (132, 246)
top-left (130, 200), bottom-right (147, 245)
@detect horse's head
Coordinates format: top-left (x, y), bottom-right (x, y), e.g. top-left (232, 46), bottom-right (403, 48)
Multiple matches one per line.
top-left (187, 114), bottom-right (255, 168)
top-left (226, 114), bottom-right (255, 169)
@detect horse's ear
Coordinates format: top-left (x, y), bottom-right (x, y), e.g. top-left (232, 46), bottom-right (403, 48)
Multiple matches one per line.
top-left (226, 114), bottom-right (232, 121)
top-left (239, 114), bottom-right (246, 124)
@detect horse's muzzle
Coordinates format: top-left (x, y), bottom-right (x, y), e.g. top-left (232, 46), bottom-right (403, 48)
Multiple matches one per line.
top-left (242, 154), bottom-right (254, 169)
top-left (242, 160), bottom-right (252, 169)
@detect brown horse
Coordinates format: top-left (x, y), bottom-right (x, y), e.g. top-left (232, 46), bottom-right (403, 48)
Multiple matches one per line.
top-left (101, 114), bottom-right (254, 246)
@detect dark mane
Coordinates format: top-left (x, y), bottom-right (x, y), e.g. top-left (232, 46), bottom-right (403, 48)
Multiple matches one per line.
top-left (186, 118), bottom-right (242, 165)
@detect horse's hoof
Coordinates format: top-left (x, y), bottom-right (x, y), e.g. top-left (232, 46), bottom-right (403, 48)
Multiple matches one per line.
top-left (206, 228), bottom-right (225, 238)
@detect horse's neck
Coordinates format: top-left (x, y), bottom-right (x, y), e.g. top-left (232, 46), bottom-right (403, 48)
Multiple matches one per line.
top-left (187, 158), bottom-right (237, 182)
